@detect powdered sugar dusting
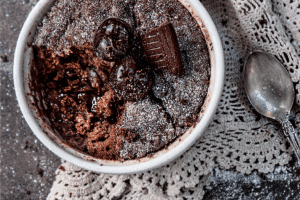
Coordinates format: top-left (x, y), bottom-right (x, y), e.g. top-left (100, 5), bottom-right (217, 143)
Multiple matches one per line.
top-left (34, 0), bottom-right (136, 54)
top-left (120, 97), bottom-right (176, 159)
top-left (31, 0), bottom-right (210, 159)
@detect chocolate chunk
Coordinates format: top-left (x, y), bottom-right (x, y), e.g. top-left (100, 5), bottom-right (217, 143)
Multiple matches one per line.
top-left (94, 18), bottom-right (133, 61)
top-left (91, 90), bottom-right (114, 118)
top-left (141, 22), bottom-right (183, 76)
top-left (109, 56), bottom-right (152, 101)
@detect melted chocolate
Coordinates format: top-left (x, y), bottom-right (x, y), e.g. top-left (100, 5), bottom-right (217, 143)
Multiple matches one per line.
top-left (94, 18), bottom-right (133, 61)
top-left (109, 56), bottom-right (152, 101)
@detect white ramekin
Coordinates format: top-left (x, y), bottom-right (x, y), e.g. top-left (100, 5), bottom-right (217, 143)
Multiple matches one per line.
top-left (14, 0), bottom-right (224, 174)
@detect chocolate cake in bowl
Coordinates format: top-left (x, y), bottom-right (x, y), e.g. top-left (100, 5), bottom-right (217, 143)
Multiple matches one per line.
top-left (14, 0), bottom-right (224, 173)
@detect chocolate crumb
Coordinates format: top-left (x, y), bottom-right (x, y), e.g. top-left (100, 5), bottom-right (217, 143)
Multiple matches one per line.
top-left (36, 161), bottom-right (44, 177)
top-left (26, 190), bottom-right (31, 195)
top-left (23, 141), bottom-right (28, 149)
top-left (37, 168), bottom-right (44, 177)
top-left (59, 166), bottom-right (66, 171)
top-left (0, 55), bottom-right (8, 62)
top-left (29, 146), bottom-right (38, 152)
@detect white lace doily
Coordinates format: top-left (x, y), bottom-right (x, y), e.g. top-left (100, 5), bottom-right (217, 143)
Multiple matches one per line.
top-left (47, 0), bottom-right (300, 199)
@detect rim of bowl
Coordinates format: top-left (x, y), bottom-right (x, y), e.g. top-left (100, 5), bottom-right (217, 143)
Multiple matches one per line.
top-left (14, 0), bottom-right (224, 174)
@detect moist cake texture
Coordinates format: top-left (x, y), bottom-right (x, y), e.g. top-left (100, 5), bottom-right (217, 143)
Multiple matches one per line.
top-left (30, 0), bottom-right (211, 160)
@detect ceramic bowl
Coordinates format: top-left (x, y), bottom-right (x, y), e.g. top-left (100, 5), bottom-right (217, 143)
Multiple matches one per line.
top-left (14, 0), bottom-right (224, 174)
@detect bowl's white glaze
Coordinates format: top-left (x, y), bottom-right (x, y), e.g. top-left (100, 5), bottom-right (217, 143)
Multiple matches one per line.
top-left (14, 0), bottom-right (224, 174)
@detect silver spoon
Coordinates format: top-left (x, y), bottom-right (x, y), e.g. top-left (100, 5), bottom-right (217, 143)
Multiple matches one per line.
top-left (244, 51), bottom-right (300, 162)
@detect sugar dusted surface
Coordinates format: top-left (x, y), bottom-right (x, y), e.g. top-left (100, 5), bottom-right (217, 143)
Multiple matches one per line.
top-left (32, 0), bottom-right (210, 160)
top-left (120, 98), bottom-right (176, 159)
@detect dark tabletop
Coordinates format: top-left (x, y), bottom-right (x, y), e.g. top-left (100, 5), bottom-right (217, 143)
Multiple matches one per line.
top-left (0, 0), bottom-right (299, 199)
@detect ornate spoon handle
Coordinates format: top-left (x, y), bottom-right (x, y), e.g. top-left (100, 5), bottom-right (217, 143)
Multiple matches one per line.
top-left (280, 114), bottom-right (300, 162)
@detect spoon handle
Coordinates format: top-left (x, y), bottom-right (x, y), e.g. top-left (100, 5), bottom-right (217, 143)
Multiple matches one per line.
top-left (280, 115), bottom-right (300, 162)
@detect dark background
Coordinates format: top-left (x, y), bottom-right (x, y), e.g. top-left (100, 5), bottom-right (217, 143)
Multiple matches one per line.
top-left (1, 0), bottom-right (299, 199)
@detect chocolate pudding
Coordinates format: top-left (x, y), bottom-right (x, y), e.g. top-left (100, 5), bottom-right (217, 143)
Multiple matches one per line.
top-left (30, 0), bottom-right (211, 161)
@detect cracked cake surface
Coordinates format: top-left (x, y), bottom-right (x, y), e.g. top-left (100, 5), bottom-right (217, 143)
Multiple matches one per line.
top-left (30, 0), bottom-right (211, 160)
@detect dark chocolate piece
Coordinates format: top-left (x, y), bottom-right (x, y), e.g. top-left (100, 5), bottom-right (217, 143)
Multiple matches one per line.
top-left (109, 56), bottom-right (152, 101)
top-left (94, 18), bottom-right (133, 61)
top-left (141, 22), bottom-right (183, 76)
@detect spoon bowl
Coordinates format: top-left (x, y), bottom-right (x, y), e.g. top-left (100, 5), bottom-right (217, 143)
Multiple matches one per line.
top-left (244, 51), bottom-right (300, 162)
top-left (244, 51), bottom-right (294, 120)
